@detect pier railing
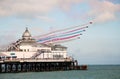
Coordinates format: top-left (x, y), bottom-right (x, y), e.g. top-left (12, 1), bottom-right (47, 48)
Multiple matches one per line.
top-left (0, 58), bottom-right (73, 63)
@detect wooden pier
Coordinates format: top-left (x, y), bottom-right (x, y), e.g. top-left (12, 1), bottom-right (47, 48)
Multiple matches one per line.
top-left (0, 58), bottom-right (87, 73)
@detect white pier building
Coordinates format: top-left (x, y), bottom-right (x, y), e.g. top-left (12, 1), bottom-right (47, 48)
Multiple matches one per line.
top-left (0, 28), bottom-right (72, 62)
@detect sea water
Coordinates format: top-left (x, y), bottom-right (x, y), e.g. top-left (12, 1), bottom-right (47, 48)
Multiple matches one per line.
top-left (0, 65), bottom-right (120, 79)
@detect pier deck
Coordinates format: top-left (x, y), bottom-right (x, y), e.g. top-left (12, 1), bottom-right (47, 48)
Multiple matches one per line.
top-left (0, 58), bottom-right (87, 73)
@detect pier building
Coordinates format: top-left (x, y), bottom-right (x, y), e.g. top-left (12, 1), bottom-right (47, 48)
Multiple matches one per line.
top-left (0, 28), bottom-right (87, 73)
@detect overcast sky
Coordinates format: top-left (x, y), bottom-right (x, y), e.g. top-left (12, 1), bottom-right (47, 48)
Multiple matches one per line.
top-left (0, 0), bottom-right (120, 65)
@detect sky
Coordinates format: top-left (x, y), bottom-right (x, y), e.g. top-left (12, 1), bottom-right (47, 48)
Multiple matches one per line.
top-left (0, 0), bottom-right (120, 65)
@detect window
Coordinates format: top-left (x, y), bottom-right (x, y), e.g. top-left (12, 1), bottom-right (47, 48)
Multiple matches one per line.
top-left (53, 55), bottom-right (63, 59)
top-left (24, 49), bottom-right (26, 52)
top-left (20, 49), bottom-right (23, 51)
top-left (10, 53), bottom-right (15, 55)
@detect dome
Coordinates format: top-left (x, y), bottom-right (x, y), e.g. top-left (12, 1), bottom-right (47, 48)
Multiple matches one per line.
top-left (22, 27), bottom-right (31, 40)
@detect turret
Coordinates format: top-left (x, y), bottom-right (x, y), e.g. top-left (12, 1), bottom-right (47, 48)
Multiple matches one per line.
top-left (22, 27), bottom-right (31, 40)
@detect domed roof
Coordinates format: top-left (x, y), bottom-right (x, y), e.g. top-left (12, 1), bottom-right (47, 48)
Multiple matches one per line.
top-left (22, 27), bottom-right (31, 39)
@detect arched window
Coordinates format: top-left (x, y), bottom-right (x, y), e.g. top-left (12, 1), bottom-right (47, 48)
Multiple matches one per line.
top-left (24, 49), bottom-right (26, 52)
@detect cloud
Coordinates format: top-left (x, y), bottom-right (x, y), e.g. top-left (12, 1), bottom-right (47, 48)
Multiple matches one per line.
top-left (0, 0), bottom-right (119, 23)
top-left (58, 0), bottom-right (82, 11)
top-left (89, 0), bottom-right (120, 23)
top-left (0, 0), bottom-right (57, 17)
top-left (106, 0), bottom-right (120, 4)
top-left (0, 0), bottom-right (82, 21)
top-left (94, 12), bottom-right (116, 23)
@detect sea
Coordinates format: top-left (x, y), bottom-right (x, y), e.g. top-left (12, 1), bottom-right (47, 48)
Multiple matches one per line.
top-left (0, 65), bottom-right (120, 79)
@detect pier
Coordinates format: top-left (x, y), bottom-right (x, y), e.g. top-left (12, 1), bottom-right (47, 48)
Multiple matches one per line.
top-left (0, 28), bottom-right (87, 73)
top-left (0, 58), bottom-right (87, 73)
